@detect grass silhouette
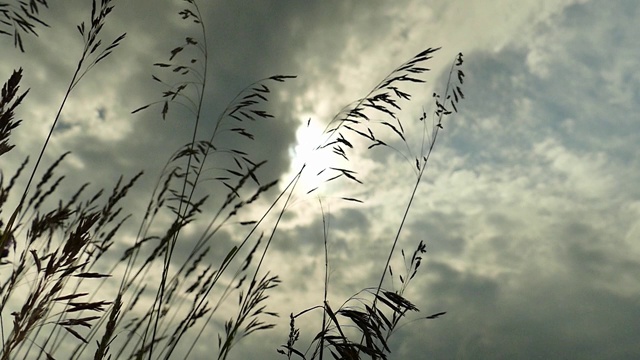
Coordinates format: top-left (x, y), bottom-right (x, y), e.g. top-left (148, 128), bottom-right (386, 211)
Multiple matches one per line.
top-left (0, 1), bottom-right (465, 359)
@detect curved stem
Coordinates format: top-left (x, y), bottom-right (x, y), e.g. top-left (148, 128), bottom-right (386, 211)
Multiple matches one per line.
top-left (147, 1), bottom-right (209, 357)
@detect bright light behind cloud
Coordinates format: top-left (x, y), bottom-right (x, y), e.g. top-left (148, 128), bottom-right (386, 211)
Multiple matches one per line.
top-left (286, 116), bottom-right (334, 196)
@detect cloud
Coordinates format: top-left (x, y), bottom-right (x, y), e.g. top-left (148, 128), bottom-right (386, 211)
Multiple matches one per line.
top-left (1, 0), bottom-right (639, 359)
top-left (379, 1), bottom-right (640, 359)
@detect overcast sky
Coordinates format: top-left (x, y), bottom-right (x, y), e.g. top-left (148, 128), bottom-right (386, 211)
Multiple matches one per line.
top-left (1, 0), bottom-right (639, 359)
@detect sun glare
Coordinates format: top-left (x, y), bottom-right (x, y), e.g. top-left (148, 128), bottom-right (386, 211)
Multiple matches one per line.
top-left (285, 116), bottom-right (337, 196)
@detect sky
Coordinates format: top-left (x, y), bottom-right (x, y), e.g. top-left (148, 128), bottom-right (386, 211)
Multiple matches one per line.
top-left (1, 0), bottom-right (639, 359)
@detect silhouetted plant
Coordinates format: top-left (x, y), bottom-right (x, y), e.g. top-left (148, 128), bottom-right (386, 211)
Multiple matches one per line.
top-left (277, 48), bottom-right (464, 360)
top-left (0, 0), bottom-right (49, 52)
top-left (0, 0), bottom-right (465, 359)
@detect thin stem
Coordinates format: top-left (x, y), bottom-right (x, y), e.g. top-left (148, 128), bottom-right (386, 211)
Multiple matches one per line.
top-left (147, 1), bottom-right (208, 357)
top-left (163, 167), bottom-right (304, 359)
top-left (319, 199), bottom-right (329, 360)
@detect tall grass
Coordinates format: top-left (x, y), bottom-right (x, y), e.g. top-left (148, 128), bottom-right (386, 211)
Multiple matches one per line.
top-left (0, 1), bottom-right (465, 359)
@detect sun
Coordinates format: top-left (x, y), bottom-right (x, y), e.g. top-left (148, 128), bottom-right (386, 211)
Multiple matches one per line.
top-left (285, 116), bottom-right (337, 196)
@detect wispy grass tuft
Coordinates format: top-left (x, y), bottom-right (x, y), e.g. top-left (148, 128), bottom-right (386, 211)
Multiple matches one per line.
top-left (0, 0), bottom-right (50, 52)
top-left (0, 1), bottom-right (465, 359)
